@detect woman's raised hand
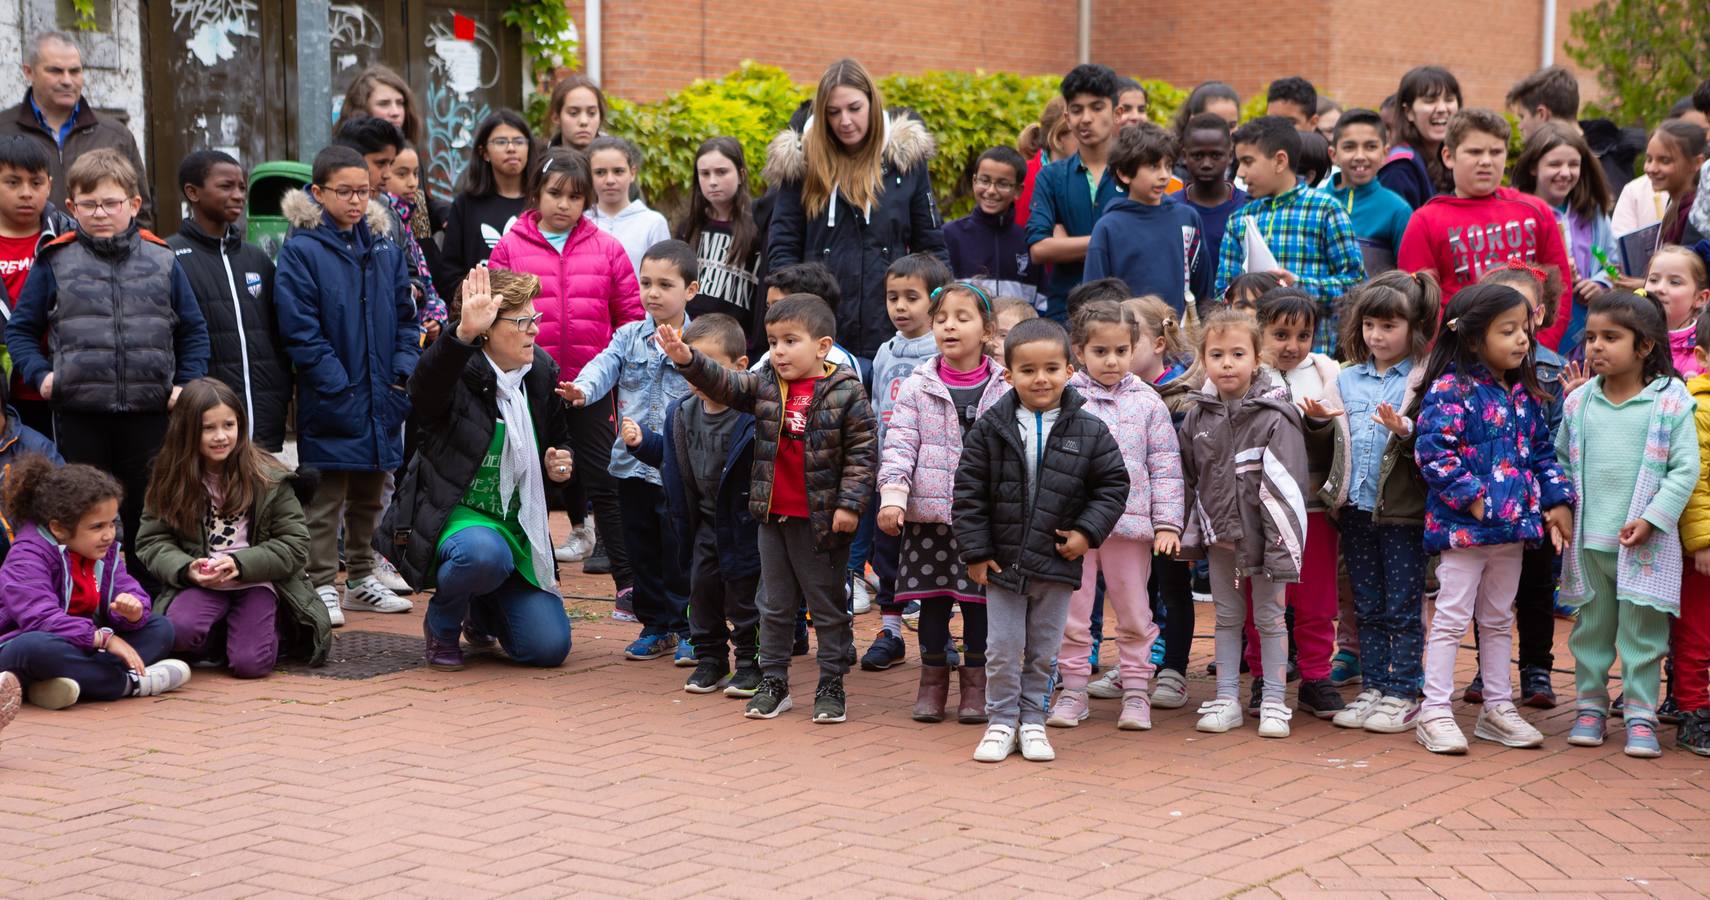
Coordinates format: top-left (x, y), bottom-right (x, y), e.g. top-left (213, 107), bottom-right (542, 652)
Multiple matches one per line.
top-left (457, 265), bottom-right (498, 343)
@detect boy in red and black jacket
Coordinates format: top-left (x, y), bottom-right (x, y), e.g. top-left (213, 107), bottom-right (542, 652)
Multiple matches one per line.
top-left (657, 294), bottom-right (877, 725)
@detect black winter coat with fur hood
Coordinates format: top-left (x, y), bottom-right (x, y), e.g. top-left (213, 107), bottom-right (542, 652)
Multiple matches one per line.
top-left (763, 111), bottom-right (948, 358)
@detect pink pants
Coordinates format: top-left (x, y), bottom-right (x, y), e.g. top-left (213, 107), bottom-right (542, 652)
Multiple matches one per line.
top-left (1059, 537), bottom-right (1156, 692)
top-left (1244, 510), bottom-right (1338, 681)
top-left (1422, 543), bottom-right (1524, 714)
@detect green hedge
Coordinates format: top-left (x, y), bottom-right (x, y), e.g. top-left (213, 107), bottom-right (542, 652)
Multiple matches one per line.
top-left (558, 62), bottom-right (1266, 222)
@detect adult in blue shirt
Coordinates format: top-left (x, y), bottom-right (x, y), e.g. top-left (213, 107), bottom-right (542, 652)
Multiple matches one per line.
top-left (1025, 64), bottom-right (1125, 322)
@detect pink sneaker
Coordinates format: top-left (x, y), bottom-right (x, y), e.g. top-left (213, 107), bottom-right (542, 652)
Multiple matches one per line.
top-left (1118, 691), bottom-right (1152, 730)
top-left (1046, 689), bottom-right (1089, 727)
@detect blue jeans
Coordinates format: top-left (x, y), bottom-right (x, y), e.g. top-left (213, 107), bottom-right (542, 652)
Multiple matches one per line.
top-left (428, 526), bottom-right (571, 667)
top-left (0, 616), bottom-right (176, 701)
top-left (1340, 508), bottom-right (1426, 698)
top-left (849, 495), bottom-right (877, 577)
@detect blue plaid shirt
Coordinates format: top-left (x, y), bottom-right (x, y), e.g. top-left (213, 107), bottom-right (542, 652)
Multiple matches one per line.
top-left (1215, 184), bottom-right (1365, 354)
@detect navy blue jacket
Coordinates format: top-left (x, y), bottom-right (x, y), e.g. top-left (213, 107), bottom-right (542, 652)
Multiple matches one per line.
top-left (1083, 197), bottom-right (1213, 314)
top-left (1377, 146), bottom-right (1435, 210)
top-left (630, 395), bottom-right (760, 581)
top-left (272, 190), bottom-right (421, 472)
top-left (1024, 151), bottom-right (1124, 319)
top-left (944, 206), bottom-right (1045, 299)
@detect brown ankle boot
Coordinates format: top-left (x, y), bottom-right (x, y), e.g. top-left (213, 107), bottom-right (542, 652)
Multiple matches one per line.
top-left (912, 664), bottom-right (951, 722)
top-left (957, 666), bottom-right (988, 724)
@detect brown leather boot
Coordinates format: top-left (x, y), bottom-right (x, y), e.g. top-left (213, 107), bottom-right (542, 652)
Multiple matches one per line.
top-left (912, 664), bottom-right (951, 722)
top-left (957, 665), bottom-right (988, 724)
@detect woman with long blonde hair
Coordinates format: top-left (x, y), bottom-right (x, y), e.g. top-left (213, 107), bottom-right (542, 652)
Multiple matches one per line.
top-left (763, 58), bottom-right (948, 358)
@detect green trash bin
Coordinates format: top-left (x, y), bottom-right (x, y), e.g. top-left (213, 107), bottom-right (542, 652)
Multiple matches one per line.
top-left (246, 160), bottom-right (313, 261)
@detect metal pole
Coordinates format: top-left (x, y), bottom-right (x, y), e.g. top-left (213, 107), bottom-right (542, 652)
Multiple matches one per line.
top-left (1078, 0), bottom-right (1090, 64)
top-left (1541, 0), bottom-right (1557, 67)
top-left (296, 0), bottom-right (331, 160)
top-left (585, 0), bottom-right (602, 85)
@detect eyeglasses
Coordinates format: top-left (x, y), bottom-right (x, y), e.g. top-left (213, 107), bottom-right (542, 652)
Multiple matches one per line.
top-left (488, 137), bottom-right (530, 149)
top-left (319, 186), bottom-right (373, 202)
top-left (72, 198), bottom-right (128, 215)
top-left (499, 312), bottom-right (545, 331)
top-left (973, 175), bottom-right (1017, 192)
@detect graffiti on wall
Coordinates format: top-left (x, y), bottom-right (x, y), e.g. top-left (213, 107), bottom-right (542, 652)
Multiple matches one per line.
top-left (172, 0), bottom-right (258, 66)
top-left (167, 0), bottom-right (263, 167)
top-left (423, 15), bottom-right (498, 197)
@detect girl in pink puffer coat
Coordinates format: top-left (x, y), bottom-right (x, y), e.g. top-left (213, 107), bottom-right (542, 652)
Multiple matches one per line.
top-left (1048, 302), bottom-right (1184, 733)
top-left (876, 283), bottom-right (1009, 725)
top-left (487, 149), bottom-right (642, 581)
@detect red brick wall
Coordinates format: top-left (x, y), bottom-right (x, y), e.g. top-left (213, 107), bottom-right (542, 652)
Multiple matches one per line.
top-left (596, 0), bottom-right (1077, 103)
top-left (595, 0), bottom-right (1607, 115)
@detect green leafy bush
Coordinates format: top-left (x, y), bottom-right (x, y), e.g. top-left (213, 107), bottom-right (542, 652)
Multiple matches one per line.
top-left (574, 64), bottom-right (1270, 223)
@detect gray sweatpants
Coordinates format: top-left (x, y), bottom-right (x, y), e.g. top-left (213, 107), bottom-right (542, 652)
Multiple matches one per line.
top-left (757, 518), bottom-right (852, 679)
top-left (1209, 546), bottom-right (1287, 705)
top-left (985, 579), bottom-right (1073, 727)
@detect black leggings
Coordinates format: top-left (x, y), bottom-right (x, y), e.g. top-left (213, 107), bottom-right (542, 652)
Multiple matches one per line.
top-left (1151, 556), bottom-right (1194, 675)
top-left (919, 598), bottom-right (987, 667)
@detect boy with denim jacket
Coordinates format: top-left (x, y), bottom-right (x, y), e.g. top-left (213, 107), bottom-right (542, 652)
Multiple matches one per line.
top-left (561, 240), bottom-right (699, 661)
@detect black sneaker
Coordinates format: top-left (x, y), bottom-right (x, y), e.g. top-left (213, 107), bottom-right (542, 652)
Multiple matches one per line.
top-left (582, 538), bottom-right (612, 575)
top-left (813, 676), bottom-right (847, 723)
top-left (1658, 694), bottom-right (1682, 724)
top-left (1297, 678), bottom-right (1345, 718)
top-left (744, 675), bottom-right (792, 718)
top-left (1248, 678), bottom-right (1264, 714)
top-left (792, 623), bottom-right (809, 657)
top-left (860, 631), bottom-right (906, 671)
top-left (1520, 667), bottom-right (1556, 708)
top-left (1677, 708), bottom-right (1710, 757)
top-left (684, 658), bottom-right (730, 694)
top-left (1462, 673), bottom-right (1485, 704)
top-left (724, 665), bottom-right (762, 698)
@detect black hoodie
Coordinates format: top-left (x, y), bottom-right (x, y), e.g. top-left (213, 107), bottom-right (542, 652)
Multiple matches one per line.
top-left (167, 220), bottom-right (292, 451)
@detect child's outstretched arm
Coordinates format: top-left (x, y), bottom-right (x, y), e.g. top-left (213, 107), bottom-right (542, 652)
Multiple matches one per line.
top-left (1414, 379), bottom-right (1487, 517)
top-left (563, 330), bottom-right (625, 407)
top-left (654, 323), bottom-right (764, 413)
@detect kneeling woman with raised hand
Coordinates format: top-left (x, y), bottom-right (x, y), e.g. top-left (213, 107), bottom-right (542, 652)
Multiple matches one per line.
top-left (137, 378), bottom-right (332, 677)
top-left (379, 265), bottom-right (576, 671)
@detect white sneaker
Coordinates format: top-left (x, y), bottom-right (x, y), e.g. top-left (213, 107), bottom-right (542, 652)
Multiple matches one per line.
top-left (1473, 701), bottom-right (1544, 748)
top-left (554, 527), bottom-right (593, 563)
top-left (1257, 700), bottom-right (1293, 738)
top-left (1150, 668), bottom-right (1188, 708)
top-left (973, 723), bottom-right (1017, 762)
top-left (1333, 688), bottom-right (1384, 729)
top-left (372, 555), bottom-right (413, 593)
top-left (1416, 714), bottom-right (1469, 754)
top-left (1018, 723), bottom-right (1056, 761)
top-left (133, 660), bottom-right (192, 697)
top-left (1088, 668), bottom-right (1125, 699)
top-left (1362, 695), bottom-right (1422, 734)
top-left (343, 576), bottom-right (413, 613)
top-left (1195, 697), bottom-right (1244, 733)
top-left (849, 576), bottom-right (872, 614)
top-left (317, 585), bottom-right (345, 627)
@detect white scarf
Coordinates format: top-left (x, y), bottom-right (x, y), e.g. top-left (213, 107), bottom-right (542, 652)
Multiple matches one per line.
top-left (487, 354), bottom-right (556, 589)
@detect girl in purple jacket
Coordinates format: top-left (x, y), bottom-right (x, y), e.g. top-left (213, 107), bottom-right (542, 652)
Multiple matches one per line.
top-left (0, 457), bottom-right (190, 709)
top-left (877, 283), bottom-right (1010, 725)
top-left (1048, 302), bottom-right (1185, 733)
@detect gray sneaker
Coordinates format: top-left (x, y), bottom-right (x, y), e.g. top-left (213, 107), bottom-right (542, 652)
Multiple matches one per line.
top-left (1416, 713), bottom-right (1469, 754)
top-left (744, 675), bottom-right (792, 719)
top-left (1473, 701), bottom-right (1544, 748)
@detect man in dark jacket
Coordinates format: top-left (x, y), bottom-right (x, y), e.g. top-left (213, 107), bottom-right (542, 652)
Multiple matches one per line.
top-left (0, 32), bottom-right (152, 229)
top-left (168, 150), bottom-right (292, 452)
top-left (953, 318), bottom-right (1128, 762)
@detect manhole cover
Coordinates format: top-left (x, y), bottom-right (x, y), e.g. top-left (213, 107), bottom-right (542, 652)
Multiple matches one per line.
top-left (281, 630), bottom-right (424, 680)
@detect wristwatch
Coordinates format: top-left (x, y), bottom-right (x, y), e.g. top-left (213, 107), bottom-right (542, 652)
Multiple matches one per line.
top-left (94, 627), bottom-right (114, 650)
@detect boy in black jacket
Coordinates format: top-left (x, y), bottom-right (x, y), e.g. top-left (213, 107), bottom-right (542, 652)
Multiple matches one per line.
top-left (168, 150), bottom-right (292, 452)
top-left (624, 314), bottom-right (762, 698)
top-left (954, 318), bottom-right (1128, 764)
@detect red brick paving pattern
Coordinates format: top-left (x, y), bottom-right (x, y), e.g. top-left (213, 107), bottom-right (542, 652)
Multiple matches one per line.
top-left (3, 565), bottom-right (1709, 898)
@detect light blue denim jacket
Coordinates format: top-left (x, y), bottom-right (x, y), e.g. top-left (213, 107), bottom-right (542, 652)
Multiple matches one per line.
top-left (572, 313), bottom-right (692, 485)
top-left (1339, 357), bottom-right (1414, 512)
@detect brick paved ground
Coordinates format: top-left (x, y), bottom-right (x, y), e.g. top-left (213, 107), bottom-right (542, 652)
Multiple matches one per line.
top-left (3, 531), bottom-right (1710, 898)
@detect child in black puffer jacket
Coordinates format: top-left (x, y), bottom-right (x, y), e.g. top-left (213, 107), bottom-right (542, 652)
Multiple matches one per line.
top-left (954, 318), bottom-right (1128, 765)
